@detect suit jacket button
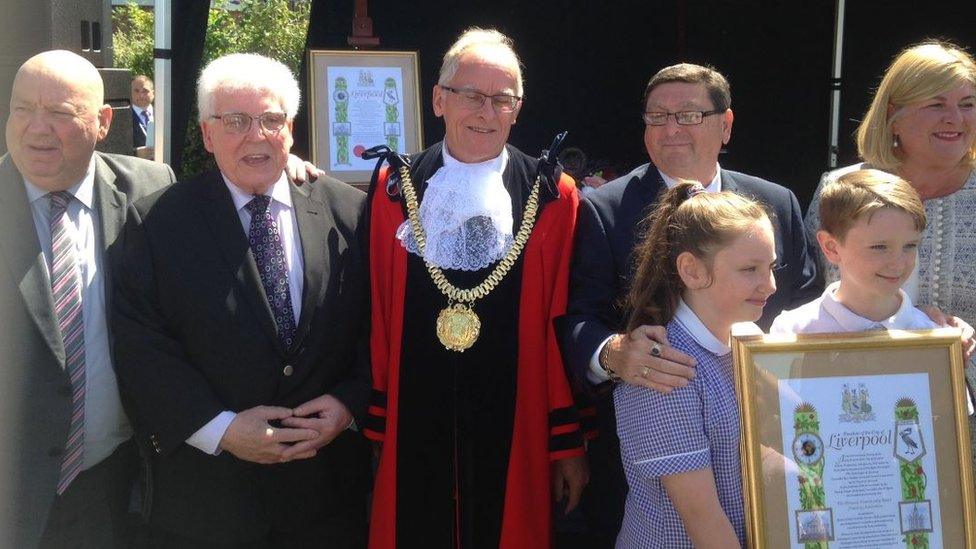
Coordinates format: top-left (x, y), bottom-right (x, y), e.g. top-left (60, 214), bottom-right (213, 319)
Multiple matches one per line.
top-left (283, 364), bottom-right (294, 376)
top-left (48, 446), bottom-right (63, 458)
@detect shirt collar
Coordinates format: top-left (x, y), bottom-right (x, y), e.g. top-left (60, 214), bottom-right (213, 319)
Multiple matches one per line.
top-left (23, 157), bottom-right (97, 210)
top-left (673, 298), bottom-right (732, 356)
top-left (133, 105), bottom-right (152, 117)
top-left (821, 281), bottom-right (918, 331)
top-left (222, 172), bottom-right (292, 212)
top-left (657, 163), bottom-right (722, 193)
top-left (441, 143), bottom-right (508, 175)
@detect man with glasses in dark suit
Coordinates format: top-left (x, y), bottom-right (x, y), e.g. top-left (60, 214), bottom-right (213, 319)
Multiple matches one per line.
top-left (557, 62), bottom-right (822, 547)
top-left (112, 52), bottom-right (371, 547)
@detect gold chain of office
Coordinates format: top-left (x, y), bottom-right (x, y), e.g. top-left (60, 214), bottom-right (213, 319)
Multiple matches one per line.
top-left (396, 164), bottom-right (542, 352)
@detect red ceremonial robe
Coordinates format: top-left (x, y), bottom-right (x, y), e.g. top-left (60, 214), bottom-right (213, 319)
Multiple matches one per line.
top-left (365, 145), bottom-right (584, 549)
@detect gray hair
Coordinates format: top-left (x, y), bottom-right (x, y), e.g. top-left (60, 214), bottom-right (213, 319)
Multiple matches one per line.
top-left (197, 53), bottom-right (300, 122)
top-left (438, 27), bottom-right (524, 96)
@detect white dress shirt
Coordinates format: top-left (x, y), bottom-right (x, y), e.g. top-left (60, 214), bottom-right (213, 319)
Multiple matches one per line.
top-left (186, 172), bottom-right (305, 454)
top-left (586, 163), bottom-right (723, 384)
top-left (656, 163), bottom-right (722, 193)
top-left (24, 161), bottom-right (133, 469)
top-left (770, 281), bottom-right (975, 414)
top-left (769, 281), bottom-right (936, 335)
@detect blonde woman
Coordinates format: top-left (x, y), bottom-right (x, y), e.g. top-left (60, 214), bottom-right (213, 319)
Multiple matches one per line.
top-left (804, 40), bottom-right (976, 464)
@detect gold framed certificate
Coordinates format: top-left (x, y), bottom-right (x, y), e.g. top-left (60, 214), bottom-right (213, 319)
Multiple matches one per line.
top-left (732, 328), bottom-right (975, 548)
top-left (307, 49), bottom-right (424, 185)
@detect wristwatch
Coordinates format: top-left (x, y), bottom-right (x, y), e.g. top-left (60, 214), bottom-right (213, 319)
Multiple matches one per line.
top-left (599, 335), bottom-right (622, 383)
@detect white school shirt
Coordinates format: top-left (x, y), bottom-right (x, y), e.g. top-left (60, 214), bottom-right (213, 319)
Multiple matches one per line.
top-left (771, 282), bottom-right (975, 414)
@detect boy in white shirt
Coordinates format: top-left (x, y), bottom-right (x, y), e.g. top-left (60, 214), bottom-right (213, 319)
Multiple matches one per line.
top-left (771, 169), bottom-right (975, 414)
top-left (771, 169), bottom-right (932, 334)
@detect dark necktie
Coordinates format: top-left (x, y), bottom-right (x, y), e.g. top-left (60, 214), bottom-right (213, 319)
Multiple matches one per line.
top-left (245, 195), bottom-right (297, 348)
top-left (140, 109), bottom-right (150, 128)
top-left (48, 191), bottom-right (86, 494)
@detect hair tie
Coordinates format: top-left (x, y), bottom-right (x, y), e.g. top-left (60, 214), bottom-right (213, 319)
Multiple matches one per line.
top-left (686, 182), bottom-right (707, 199)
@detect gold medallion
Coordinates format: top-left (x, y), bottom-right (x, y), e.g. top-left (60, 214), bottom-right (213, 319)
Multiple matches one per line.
top-left (397, 165), bottom-right (540, 353)
top-left (436, 303), bottom-right (481, 352)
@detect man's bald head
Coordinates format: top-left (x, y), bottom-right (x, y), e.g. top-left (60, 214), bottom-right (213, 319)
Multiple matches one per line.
top-left (6, 50), bottom-right (112, 191)
top-left (18, 50), bottom-right (105, 109)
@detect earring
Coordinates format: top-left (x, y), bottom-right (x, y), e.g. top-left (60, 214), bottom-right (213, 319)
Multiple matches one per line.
top-left (893, 135), bottom-right (900, 148)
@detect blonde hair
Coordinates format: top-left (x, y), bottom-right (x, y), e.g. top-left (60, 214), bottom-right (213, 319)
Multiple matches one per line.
top-left (438, 27), bottom-right (524, 96)
top-left (857, 41), bottom-right (976, 171)
top-left (819, 169), bottom-right (926, 241)
top-left (625, 182), bottom-right (770, 331)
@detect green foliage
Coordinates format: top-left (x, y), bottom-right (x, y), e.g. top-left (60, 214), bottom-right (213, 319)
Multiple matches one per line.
top-left (112, 4), bottom-right (155, 80)
top-left (113, 0), bottom-right (310, 178)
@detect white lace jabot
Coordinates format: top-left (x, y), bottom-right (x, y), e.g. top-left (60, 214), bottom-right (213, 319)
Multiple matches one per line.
top-left (396, 146), bottom-right (514, 271)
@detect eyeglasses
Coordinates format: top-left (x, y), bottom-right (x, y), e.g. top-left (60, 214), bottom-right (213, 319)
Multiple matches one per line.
top-left (642, 110), bottom-right (722, 126)
top-left (440, 85), bottom-right (522, 113)
top-left (210, 112), bottom-right (288, 134)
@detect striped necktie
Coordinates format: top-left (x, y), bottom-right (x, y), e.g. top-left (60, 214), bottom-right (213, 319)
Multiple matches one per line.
top-left (48, 191), bottom-right (86, 495)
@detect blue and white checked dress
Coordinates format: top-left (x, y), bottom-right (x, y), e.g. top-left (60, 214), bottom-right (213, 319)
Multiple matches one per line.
top-left (614, 302), bottom-right (746, 548)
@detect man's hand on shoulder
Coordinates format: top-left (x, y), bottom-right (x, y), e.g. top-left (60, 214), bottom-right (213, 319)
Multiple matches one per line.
top-left (604, 325), bottom-right (697, 393)
top-left (218, 406), bottom-right (319, 464)
top-left (922, 306), bottom-right (976, 359)
top-left (278, 394), bottom-right (353, 461)
top-left (285, 153), bottom-right (324, 186)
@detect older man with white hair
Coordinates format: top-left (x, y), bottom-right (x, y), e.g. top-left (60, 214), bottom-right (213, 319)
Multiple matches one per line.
top-left (0, 49), bottom-right (176, 548)
top-left (112, 52), bottom-right (371, 547)
top-left (365, 27), bottom-right (587, 549)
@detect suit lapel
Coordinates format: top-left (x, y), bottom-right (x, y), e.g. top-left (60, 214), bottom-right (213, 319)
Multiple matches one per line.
top-left (291, 182), bottom-right (333, 348)
top-left (197, 172), bottom-right (284, 354)
top-left (719, 169), bottom-right (738, 194)
top-left (0, 155), bottom-right (65, 364)
top-left (93, 155), bottom-right (125, 327)
top-left (628, 164), bottom-right (666, 230)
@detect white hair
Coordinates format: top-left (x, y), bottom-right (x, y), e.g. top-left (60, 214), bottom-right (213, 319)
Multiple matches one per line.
top-left (438, 27), bottom-right (524, 96)
top-left (197, 53), bottom-right (300, 122)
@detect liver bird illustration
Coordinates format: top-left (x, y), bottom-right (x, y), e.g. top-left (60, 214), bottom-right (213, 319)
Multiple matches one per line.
top-left (900, 428), bottom-right (919, 454)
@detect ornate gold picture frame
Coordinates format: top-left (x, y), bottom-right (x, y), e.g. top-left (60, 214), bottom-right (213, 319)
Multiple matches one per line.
top-left (732, 328), bottom-right (975, 548)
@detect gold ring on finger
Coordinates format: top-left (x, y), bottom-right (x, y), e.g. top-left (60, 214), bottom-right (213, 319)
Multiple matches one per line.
top-left (641, 365), bottom-right (650, 377)
top-left (265, 427), bottom-right (275, 438)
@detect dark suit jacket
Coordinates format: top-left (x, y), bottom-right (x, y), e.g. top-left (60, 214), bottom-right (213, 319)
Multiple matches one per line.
top-left (558, 162), bottom-right (821, 385)
top-left (0, 152), bottom-right (174, 548)
top-left (131, 109), bottom-right (147, 148)
top-left (554, 162), bottom-right (822, 540)
top-left (111, 170), bottom-right (371, 543)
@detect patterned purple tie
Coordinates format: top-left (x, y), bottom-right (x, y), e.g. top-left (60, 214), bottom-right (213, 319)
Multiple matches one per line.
top-left (49, 191), bottom-right (86, 495)
top-left (245, 195), bottom-right (297, 348)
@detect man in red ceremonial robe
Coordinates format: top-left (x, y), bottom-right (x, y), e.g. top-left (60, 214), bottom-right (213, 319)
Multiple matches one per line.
top-left (365, 27), bottom-right (588, 549)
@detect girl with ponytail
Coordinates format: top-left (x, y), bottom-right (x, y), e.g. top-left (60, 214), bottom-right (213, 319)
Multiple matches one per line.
top-left (615, 181), bottom-right (776, 548)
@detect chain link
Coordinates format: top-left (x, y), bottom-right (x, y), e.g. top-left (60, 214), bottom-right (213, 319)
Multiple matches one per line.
top-left (397, 165), bottom-right (541, 304)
